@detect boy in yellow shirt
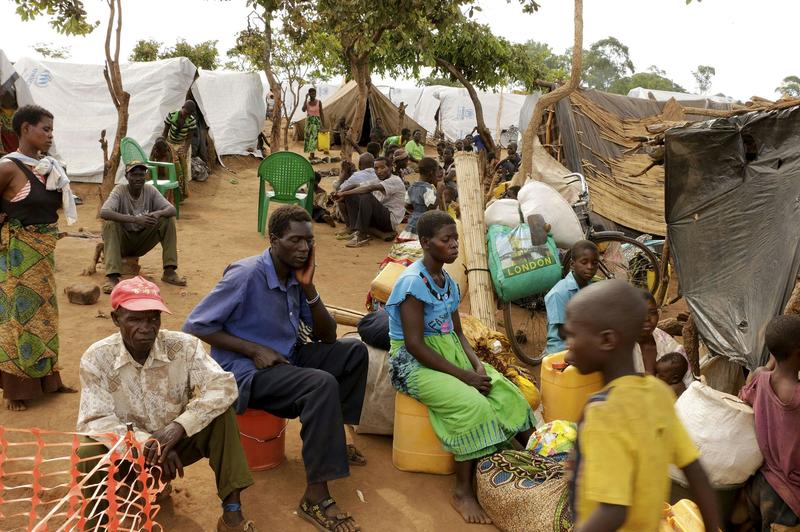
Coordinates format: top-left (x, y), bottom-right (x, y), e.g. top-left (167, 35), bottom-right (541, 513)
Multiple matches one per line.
top-left (563, 280), bottom-right (720, 532)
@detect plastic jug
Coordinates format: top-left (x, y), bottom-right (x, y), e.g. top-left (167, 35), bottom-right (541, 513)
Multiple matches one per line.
top-left (371, 262), bottom-right (407, 303)
top-left (317, 131), bottom-right (331, 151)
top-left (392, 392), bottom-right (455, 475)
top-left (659, 499), bottom-right (705, 532)
top-left (236, 409), bottom-right (287, 471)
top-left (540, 351), bottom-right (604, 422)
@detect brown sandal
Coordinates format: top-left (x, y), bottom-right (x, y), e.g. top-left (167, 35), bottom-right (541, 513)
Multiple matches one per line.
top-left (346, 444), bottom-right (367, 466)
top-left (217, 515), bottom-right (256, 531)
top-left (298, 497), bottom-right (360, 532)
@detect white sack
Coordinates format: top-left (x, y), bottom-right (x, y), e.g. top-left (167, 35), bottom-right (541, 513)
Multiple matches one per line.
top-left (345, 333), bottom-right (395, 435)
top-left (484, 198), bottom-right (522, 228)
top-left (670, 381), bottom-right (763, 488)
top-left (518, 181), bottom-right (583, 249)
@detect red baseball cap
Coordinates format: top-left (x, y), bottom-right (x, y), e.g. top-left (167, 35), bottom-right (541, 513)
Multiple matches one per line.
top-left (110, 276), bottom-right (172, 314)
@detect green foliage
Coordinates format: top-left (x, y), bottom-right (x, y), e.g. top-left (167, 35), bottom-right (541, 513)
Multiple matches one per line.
top-left (12, 0), bottom-right (97, 35)
top-left (521, 40), bottom-right (569, 82)
top-left (417, 76), bottom-right (462, 87)
top-left (129, 39), bottom-right (221, 70)
top-left (776, 75), bottom-right (800, 98)
top-left (581, 37), bottom-right (635, 91)
top-left (32, 42), bottom-right (71, 59)
top-left (129, 39), bottom-right (160, 63)
top-left (692, 64), bottom-right (715, 94)
top-left (608, 71), bottom-right (686, 95)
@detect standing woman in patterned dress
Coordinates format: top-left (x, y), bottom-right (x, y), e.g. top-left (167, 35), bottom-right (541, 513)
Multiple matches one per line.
top-left (0, 104), bottom-right (77, 411)
top-left (302, 88), bottom-right (325, 161)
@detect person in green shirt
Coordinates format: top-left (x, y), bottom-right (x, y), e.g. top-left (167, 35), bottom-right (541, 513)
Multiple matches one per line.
top-left (383, 128), bottom-right (411, 155)
top-left (404, 129), bottom-right (425, 162)
top-left (162, 100), bottom-right (197, 199)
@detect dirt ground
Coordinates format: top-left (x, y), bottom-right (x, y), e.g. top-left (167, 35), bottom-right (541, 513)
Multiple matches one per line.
top-left (0, 146), bottom-right (501, 531)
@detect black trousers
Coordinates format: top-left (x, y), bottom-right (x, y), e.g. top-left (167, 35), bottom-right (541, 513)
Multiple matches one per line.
top-left (249, 338), bottom-right (368, 484)
top-left (342, 193), bottom-right (393, 233)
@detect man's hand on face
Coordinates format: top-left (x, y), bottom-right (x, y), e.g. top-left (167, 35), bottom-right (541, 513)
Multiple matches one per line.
top-left (143, 422), bottom-right (185, 466)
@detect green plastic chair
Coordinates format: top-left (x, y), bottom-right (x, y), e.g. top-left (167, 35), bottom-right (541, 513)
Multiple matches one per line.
top-left (119, 137), bottom-right (181, 218)
top-left (257, 152), bottom-right (315, 235)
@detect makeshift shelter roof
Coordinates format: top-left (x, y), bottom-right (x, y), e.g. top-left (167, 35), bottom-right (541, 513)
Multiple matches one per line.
top-left (14, 56), bottom-right (197, 183)
top-left (294, 81), bottom-right (427, 144)
top-left (191, 69), bottom-right (265, 157)
top-left (0, 49), bottom-right (35, 108)
top-left (628, 87), bottom-right (736, 105)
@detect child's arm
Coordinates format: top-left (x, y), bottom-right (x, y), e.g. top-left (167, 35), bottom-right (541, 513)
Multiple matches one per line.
top-left (575, 504), bottom-right (627, 532)
top-left (682, 460), bottom-right (721, 532)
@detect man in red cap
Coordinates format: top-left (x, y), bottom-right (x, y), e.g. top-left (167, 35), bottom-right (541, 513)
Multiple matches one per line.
top-left (76, 276), bottom-right (256, 531)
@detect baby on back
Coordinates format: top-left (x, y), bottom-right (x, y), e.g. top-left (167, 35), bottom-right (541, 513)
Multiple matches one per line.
top-left (655, 352), bottom-right (689, 397)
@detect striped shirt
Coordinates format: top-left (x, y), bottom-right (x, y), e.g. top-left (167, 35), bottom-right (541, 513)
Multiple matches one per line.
top-left (164, 110), bottom-right (197, 144)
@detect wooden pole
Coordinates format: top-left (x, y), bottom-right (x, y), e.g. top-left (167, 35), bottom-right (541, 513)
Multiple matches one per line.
top-left (455, 152), bottom-right (497, 329)
top-left (327, 305), bottom-right (366, 327)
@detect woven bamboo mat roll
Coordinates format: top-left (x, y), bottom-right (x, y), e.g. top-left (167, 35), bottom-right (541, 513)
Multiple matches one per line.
top-left (454, 152), bottom-right (497, 329)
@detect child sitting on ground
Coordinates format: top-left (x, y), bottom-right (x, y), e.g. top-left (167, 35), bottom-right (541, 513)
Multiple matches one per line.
top-left (543, 240), bottom-right (599, 354)
top-left (399, 157), bottom-right (441, 240)
top-left (564, 280), bottom-right (721, 532)
top-left (310, 171), bottom-right (335, 227)
top-left (739, 315), bottom-right (800, 531)
top-left (386, 211), bottom-right (535, 525)
top-left (654, 352), bottom-right (689, 397)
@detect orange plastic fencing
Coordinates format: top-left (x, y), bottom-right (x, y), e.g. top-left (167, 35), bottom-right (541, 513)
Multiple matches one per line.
top-left (0, 426), bottom-right (164, 531)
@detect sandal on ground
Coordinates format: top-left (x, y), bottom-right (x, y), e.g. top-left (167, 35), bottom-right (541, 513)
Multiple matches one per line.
top-left (346, 444), bottom-right (367, 466)
top-left (345, 234), bottom-right (371, 248)
top-left (216, 516), bottom-right (256, 532)
top-left (102, 279), bottom-right (119, 295)
top-left (161, 271), bottom-right (187, 287)
top-left (335, 230), bottom-right (354, 240)
top-left (298, 497), bottom-right (360, 532)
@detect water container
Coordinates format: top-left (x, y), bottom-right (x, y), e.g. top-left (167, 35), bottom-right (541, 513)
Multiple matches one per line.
top-left (317, 131), bottom-right (331, 151)
top-left (236, 409), bottom-right (287, 471)
top-left (392, 392), bottom-right (455, 475)
top-left (660, 499), bottom-right (704, 532)
top-left (540, 351), bottom-right (604, 423)
top-left (371, 262), bottom-right (407, 303)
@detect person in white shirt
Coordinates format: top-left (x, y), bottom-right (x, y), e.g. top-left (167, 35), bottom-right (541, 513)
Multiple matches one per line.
top-left (332, 156), bottom-right (406, 248)
top-left (76, 276), bottom-right (256, 531)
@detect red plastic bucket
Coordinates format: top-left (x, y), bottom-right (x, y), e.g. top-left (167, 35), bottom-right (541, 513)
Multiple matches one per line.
top-left (236, 409), bottom-right (287, 471)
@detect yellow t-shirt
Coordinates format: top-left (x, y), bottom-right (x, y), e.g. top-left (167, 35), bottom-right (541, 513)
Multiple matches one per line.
top-left (575, 375), bottom-right (699, 531)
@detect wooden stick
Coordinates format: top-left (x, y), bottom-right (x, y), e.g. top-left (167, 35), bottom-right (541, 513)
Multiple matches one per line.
top-left (455, 152), bottom-right (497, 329)
top-left (327, 304), bottom-right (366, 327)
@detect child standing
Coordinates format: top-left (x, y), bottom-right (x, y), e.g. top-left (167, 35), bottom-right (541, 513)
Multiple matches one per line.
top-left (544, 240), bottom-right (600, 354)
top-left (400, 157), bottom-right (441, 239)
top-left (739, 315), bottom-right (800, 531)
top-left (564, 280), bottom-right (720, 532)
top-left (386, 211), bottom-right (535, 525)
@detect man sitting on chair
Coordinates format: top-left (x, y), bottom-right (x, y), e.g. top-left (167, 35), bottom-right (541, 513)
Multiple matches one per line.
top-left (100, 161), bottom-right (186, 293)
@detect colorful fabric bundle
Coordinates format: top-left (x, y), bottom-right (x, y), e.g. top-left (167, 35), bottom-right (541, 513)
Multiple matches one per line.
top-left (526, 420), bottom-right (578, 460)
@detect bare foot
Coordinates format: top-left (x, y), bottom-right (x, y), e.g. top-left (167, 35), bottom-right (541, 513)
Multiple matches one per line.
top-left (57, 385), bottom-right (78, 394)
top-left (6, 399), bottom-right (27, 411)
top-left (450, 492), bottom-right (492, 525)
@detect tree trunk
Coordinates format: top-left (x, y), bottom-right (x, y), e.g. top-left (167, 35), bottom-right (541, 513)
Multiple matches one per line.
top-left (261, 7), bottom-right (282, 150)
top-left (99, 0), bottom-right (130, 208)
top-left (435, 57), bottom-right (497, 161)
top-left (344, 54), bottom-right (370, 161)
top-left (515, 0), bottom-right (583, 187)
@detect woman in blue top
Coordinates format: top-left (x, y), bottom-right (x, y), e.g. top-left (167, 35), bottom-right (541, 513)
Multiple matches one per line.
top-left (385, 210), bottom-right (535, 525)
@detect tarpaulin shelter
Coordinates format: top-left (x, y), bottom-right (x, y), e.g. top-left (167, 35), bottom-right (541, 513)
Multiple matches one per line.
top-left (14, 56), bottom-right (196, 183)
top-left (294, 81), bottom-right (427, 144)
top-left (191, 69), bottom-right (265, 158)
top-left (0, 49), bottom-right (42, 156)
top-left (665, 104), bottom-right (800, 370)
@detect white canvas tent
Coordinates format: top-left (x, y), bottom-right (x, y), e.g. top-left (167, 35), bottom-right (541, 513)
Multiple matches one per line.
top-left (191, 69), bottom-right (265, 157)
top-left (0, 49), bottom-right (36, 109)
top-left (14, 56), bottom-right (197, 183)
top-left (258, 75), bottom-right (340, 125)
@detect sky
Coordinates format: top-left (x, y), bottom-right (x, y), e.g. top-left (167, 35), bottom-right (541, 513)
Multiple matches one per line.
top-left (1, 0), bottom-right (796, 101)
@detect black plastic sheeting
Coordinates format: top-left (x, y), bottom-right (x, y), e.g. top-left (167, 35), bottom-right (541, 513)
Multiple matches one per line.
top-left (665, 105), bottom-right (800, 369)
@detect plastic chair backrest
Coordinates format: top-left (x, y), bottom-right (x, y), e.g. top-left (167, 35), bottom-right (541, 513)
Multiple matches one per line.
top-left (120, 137), bottom-right (148, 165)
top-left (258, 152), bottom-right (314, 201)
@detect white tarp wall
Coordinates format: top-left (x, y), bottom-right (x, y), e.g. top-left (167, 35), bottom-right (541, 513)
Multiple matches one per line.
top-left (14, 57), bottom-right (196, 183)
top-left (259, 75), bottom-right (340, 125)
top-left (430, 87), bottom-right (527, 142)
top-left (192, 69), bottom-right (264, 157)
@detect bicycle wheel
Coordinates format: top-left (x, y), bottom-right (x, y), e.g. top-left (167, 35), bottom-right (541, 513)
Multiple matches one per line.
top-left (562, 233), bottom-right (662, 294)
top-left (498, 127), bottom-right (518, 149)
top-left (503, 295), bottom-right (549, 367)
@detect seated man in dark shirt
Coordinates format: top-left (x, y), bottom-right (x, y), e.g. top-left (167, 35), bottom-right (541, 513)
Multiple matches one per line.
top-left (183, 205), bottom-right (368, 532)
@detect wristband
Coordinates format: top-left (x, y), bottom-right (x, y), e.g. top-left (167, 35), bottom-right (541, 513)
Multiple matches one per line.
top-left (306, 293), bottom-right (321, 306)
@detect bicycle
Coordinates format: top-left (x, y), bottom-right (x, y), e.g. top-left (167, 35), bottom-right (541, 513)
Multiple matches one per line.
top-left (498, 125), bottom-right (520, 149)
top-left (502, 172), bottom-right (662, 366)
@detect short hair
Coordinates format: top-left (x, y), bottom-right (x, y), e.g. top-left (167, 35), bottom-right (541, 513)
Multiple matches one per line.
top-left (366, 141), bottom-right (381, 157)
top-left (401, 128), bottom-right (411, 137)
top-left (640, 289), bottom-right (657, 306)
top-left (385, 144), bottom-right (399, 157)
top-left (571, 239), bottom-right (599, 258)
top-left (765, 315), bottom-right (800, 361)
top-left (268, 204), bottom-right (312, 238)
top-left (358, 152), bottom-right (375, 170)
top-left (418, 157), bottom-right (439, 179)
top-left (374, 156), bottom-right (389, 166)
top-left (12, 105), bottom-right (54, 136)
top-left (182, 100), bottom-right (197, 112)
top-left (417, 210), bottom-right (456, 240)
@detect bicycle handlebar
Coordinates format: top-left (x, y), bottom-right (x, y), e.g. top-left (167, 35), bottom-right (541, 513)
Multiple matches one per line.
top-left (562, 172), bottom-right (588, 195)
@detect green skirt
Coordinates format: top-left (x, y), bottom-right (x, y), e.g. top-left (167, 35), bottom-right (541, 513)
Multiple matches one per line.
top-left (389, 333), bottom-right (535, 461)
top-left (304, 116), bottom-right (321, 153)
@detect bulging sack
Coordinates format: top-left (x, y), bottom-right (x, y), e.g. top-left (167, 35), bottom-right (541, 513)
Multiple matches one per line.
top-left (485, 198), bottom-right (523, 228)
top-left (518, 181), bottom-right (583, 249)
top-left (670, 381), bottom-right (763, 488)
top-left (487, 223), bottom-right (562, 303)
